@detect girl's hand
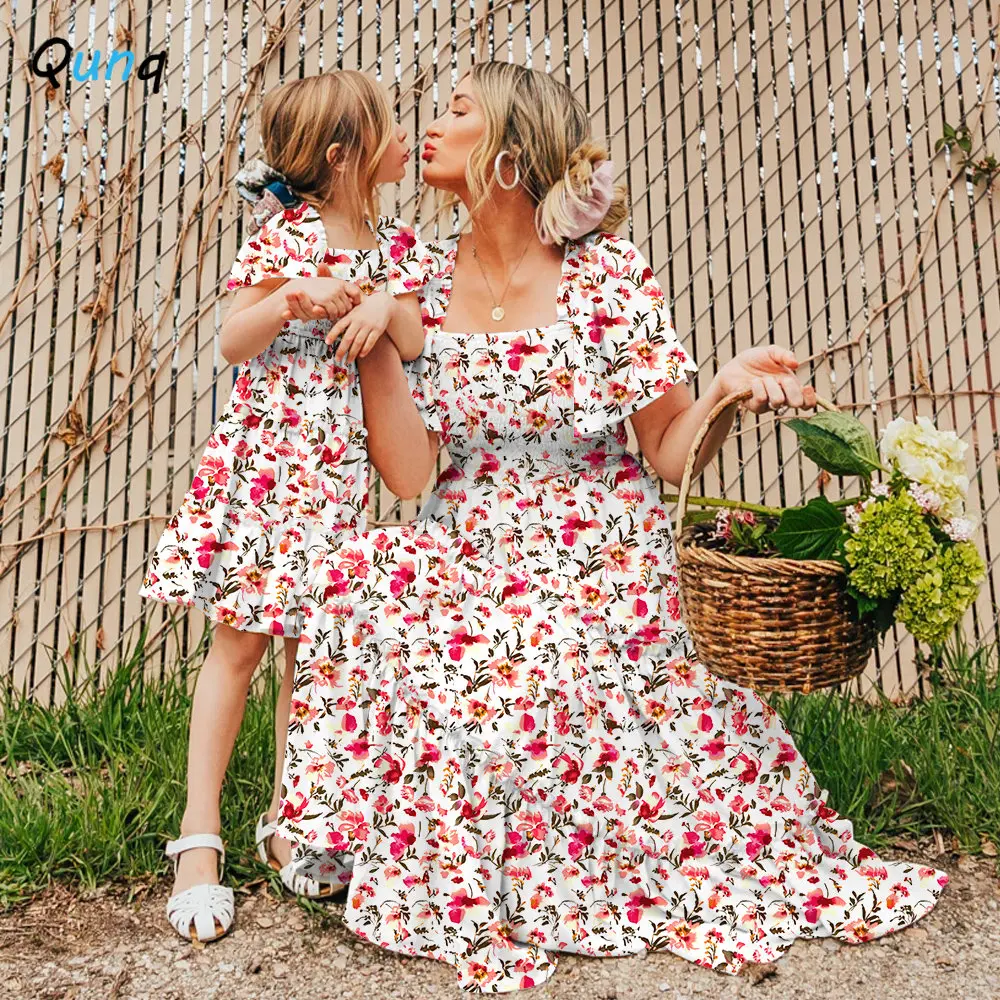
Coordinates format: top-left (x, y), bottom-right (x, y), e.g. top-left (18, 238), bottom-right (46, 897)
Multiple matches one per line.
top-left (280, 263), bottom-right (361, 323)
top-left (715, 346), bottom-right (818, 414)
top-left (326, 291), bottom-right (394, 362)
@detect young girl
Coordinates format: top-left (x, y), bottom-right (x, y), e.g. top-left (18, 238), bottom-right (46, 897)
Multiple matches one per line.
top-left (138, 70), bottom-right (437, 943)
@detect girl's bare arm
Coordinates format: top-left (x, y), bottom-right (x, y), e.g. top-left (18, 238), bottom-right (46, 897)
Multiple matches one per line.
top-left (220, 278), bottom-right (291, 365)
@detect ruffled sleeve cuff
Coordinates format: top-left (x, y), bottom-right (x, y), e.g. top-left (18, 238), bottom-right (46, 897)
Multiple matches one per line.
top-left (225, 202), bottom-right (323, 291)
top-left (569, 234), bottom-right (698, 437)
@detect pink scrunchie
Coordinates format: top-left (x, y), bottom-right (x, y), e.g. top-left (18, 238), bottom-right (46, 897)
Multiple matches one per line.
top-left (539, 159), bottom-right (616, 244)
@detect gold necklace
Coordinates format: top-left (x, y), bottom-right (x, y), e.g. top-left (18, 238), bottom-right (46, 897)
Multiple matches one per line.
top-left (470, 232), bottom-right (534, 323)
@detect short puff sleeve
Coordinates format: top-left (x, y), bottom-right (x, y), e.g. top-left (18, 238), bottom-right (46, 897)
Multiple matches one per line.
top-left (226, 203), bottom-right (323, 291)
top-left (380, 217), bottom-right (443, 297)
top-left (402, 335), bottom-right (443, 433)
top-left (569, 234), bottom-right (698, 436)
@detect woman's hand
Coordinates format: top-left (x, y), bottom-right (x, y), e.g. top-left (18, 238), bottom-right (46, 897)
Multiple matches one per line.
top-left (326, 291), bottom-right (394, 362)
top-left (715, 346), bottom-right (818, 414)
top-left (280, 264), bottom-right (362, 323)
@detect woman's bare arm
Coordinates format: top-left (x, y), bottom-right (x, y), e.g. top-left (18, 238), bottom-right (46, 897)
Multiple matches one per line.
top-left (630, 378), bottom-right (735, 488)
top-left (357, 337), bottom-right (439, 499)
top-left (631, 348), bottom-right (817, 487)
top-left (383, 293), bottom-right (425, 361)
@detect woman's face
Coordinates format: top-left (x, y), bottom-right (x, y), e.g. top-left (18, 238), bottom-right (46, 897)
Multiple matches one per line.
top-left (374, 123), bottom-right (411, 183)
top-left (421, 74), bottom-right (485, 191)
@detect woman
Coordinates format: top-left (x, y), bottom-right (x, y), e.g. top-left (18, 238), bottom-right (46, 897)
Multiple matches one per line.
top-left (276, 62), bottom-right (948, 991)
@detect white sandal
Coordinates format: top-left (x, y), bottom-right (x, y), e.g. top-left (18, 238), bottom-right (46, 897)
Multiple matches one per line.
top-left (255, 812), bottom-right (344, 899)
top-left (164, 833), bottom-right (235, 943)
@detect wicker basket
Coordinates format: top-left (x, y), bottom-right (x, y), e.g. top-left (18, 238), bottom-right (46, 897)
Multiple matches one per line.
top-left (673, 388), bottom-right (877, 693)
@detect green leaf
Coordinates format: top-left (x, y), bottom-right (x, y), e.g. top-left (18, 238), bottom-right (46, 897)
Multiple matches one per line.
top-left (785, 410), bottom-right (883, 477)
top-left (847, 584), bottom-right (899, 635)
top-left (847, 585), bottom-right (879, 616)
top-left (772, 497), bottom-right (847, 560)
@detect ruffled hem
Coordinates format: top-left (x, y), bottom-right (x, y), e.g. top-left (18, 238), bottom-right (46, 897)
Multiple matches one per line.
top-left (276, 712), bottom-right (948, 991)
top-left (279, 523), bottom-right (949, 991)
top-left (140, 514), bottom-right (366, 639)
top-left (138, 583), bottom-right (303, 637)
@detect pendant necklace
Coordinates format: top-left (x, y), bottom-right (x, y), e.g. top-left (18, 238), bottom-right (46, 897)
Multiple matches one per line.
top-left (470, 232), bottom-right (534, 323)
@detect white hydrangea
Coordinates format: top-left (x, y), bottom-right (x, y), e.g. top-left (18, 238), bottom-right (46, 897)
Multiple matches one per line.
top-left (943, 516), bottom-right (976, 542)
top-left (907, 482), bottom-right (945, 516)
top-left (845, 503), bottom-right (863, 531)
top-left (880, 416), bottom-right (969, 518)
top-left (870, 482), bottom-right (890, 498)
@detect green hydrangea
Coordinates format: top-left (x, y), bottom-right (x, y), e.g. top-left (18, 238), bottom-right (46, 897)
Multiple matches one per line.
top-left (843, 491), bottom-right (937, 598)
top-left (895, 541), bottom-right (986, 646)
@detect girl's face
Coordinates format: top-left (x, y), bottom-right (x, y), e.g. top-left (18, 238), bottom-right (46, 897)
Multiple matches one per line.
top-left (374, 123), bottom-right (411, 183)
top-left (421, 74), bottom-right (485, 191)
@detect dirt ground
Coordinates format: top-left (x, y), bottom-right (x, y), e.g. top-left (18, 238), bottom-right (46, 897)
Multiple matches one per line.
top-left (1, 844), bottom-right (998, 1000)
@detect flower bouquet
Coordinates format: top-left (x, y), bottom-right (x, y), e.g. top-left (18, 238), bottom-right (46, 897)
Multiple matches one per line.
top-left (672, 389), bottom-right (986, 691)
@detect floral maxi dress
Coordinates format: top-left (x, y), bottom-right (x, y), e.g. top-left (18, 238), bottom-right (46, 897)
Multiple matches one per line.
top-left (277, 231), bottom-right (949, 992)
top-left (139, 202), bottom-right (436, 637)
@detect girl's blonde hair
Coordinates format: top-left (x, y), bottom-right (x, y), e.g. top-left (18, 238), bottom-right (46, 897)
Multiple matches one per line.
top-left (259, 70), bottom-right (394, 235)
top-left (441, 62), bottom-right (628, 243)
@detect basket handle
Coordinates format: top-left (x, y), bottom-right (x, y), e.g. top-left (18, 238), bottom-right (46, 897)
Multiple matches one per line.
top-left (674, 388), bottom-right (838, 537)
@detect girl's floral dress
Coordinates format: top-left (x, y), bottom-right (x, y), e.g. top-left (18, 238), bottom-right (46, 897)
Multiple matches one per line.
top-left (276, 231), bottom-right (949, 991)
top-left (139, 201), bottom-right (437, 638)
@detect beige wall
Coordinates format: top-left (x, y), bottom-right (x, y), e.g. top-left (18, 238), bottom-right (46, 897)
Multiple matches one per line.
top-left (2, 1), bottom-right (998, 703)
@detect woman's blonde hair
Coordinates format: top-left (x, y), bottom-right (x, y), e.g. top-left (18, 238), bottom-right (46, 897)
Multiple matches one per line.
top-left (259, 70), bottom-right (394, 235)
top-left (441, 62), bottom-right (628, 243)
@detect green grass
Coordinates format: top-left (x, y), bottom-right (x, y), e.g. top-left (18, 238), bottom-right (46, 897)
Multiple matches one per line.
top-left (0, 626), bottom-right (282, 908)
top-left (1, 630), bottom-right (997, 909)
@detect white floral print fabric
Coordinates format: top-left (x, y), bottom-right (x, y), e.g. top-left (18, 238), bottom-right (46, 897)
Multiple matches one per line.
top-left (277, 231), bottom-right (949, 990)
top-left (139, 202), bottom-right (438, 636)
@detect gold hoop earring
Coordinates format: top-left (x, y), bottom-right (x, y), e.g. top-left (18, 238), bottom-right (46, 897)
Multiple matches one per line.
top-left (494, 150), bottom-right (521, 191)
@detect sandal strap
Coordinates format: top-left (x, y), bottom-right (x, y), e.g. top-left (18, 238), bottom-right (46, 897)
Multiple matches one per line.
top-left (255, 812), bottom-right (279, 848)
top-left (166, 833), bottom-right (225, 865)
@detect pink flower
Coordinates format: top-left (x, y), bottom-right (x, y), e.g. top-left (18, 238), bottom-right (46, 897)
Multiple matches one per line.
top-left (447, 626), bottom-right (489, 661)
top-left (326, 830), bottom-right (349, 851)
top-left (567, 825), bottom-right (595, 860)
top-left (344, 738), bottom-right (370, 760)
top-left (745, 823), bottom-right (773, 861)
top-left (249, 468), bottom-right (276, 504)
top-left (625, 888), bottom-right (667, 924)
top-left (196, 532), bottom-right (237, 569)
top-left (279, 404), bottom-right (300, 429)
top-left (700, 737), bottom-right (728, 760)
top-left (338, 810), bottom-right (370, 844)
top-left (679, 831), bottom-right (705, 862)
top-left (389, 561), bottom-right (417, 598)
top-left (733, 751), bottom-right (761, 784)
top-left (561, 514), bottom-right (601, 546)
top-left (389, 823), bottom-right (417, 860)
top-left (448, 890), bottom-right (489, 923)
top-left (281, 791), bottom-right (308, 822)
top-left (586, 307), bottom-right (630, 344)
top-left (389, 227), bottom-right (416, 262)
top-left (772, 741), bottom-right (798, 768)
top-left (506, 336), bottom-right (548, 371)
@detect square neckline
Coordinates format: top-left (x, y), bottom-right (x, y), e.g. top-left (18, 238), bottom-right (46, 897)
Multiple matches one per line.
top-left (296, 200), bottom-right (384, 258)
top-left (434, 233), bottom-right (578, 337)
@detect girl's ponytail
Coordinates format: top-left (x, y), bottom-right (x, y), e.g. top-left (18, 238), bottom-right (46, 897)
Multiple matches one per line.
top-left (233, 156), bottom-right (300, 234)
